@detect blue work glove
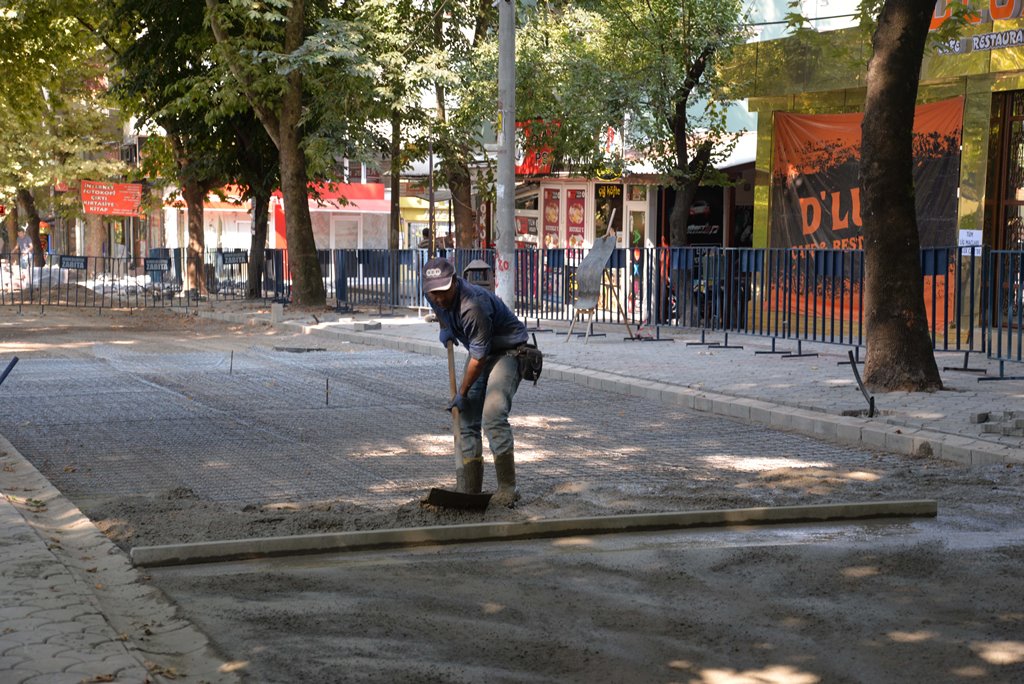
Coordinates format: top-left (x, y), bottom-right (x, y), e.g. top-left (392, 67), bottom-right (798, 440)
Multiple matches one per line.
top-left (439, 328), bottom-right (457, 348)
top-left (447, 393), bottom-right (465, 413)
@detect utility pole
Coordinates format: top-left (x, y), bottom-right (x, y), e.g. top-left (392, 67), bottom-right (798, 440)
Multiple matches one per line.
top-left (494, 0), bottom-right (515, 308)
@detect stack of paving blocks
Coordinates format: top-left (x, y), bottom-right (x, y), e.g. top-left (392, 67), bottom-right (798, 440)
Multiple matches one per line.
top-left (971, 411), bottom-right (1024, 437)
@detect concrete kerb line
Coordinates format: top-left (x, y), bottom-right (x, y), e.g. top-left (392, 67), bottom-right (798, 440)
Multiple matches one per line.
top-left (197, 310), bottom-right (1022, 468)
top-left (129, 500), bottom-right (939, 568)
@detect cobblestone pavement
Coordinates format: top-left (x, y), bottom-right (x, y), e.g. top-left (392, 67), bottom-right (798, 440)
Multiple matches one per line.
top-left (1, 303), bottom-right (1022, 683)
top-left (3, 341), bottom-right (891, 508)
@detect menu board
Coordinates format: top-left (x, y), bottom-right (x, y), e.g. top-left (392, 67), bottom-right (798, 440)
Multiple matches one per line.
top-left (594, 183), bottom-right (623, 240)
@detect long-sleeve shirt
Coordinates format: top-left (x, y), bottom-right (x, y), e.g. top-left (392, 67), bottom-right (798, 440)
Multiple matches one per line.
top-left (429, 278), bottom-right (527, 360)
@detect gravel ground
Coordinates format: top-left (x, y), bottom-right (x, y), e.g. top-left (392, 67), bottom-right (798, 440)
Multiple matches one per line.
top-left (2, 305), bottom-right (1023, 683)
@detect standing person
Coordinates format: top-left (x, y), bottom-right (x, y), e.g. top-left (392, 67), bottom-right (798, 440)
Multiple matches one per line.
top-left (16, 227), bottom-right (33, 278)
top-left (417, 227), bottom-right (432, 252)
top-left (423, 256), bottom-right (528, 506)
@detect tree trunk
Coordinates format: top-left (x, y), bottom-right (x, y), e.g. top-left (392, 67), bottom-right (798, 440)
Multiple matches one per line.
top-left (181, 181), bottom-right (207, 296)
top-left (84, 213), bottom-right (105, 258)
top-left (207, 0), bottom-right (324, 306)
top-left (669, 185), bottom-right (695, 247)
top-left (248, 189), bottom-right (270, 299)
top-left (278, 117), bottom-right (323, 306)
top-left (449, 160), bottom-right (475, 248)
top-left (16, 189), bottom-right (44, 267)
top-left (668, 135), bottom-right (712, 248)
top-left (390, 110), bottom-right (401, 251)
top-left (860, 0), bottom-right (942, 392)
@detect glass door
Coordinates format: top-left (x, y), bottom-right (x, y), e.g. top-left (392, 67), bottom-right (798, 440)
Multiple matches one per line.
top-left (991, 90), bottom-right (1024, 250)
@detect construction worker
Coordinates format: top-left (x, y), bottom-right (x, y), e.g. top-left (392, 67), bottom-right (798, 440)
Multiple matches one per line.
top-left (423, 256), bottom-right (528, 507)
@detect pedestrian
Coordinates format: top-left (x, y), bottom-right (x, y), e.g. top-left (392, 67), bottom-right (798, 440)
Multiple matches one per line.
top-left (417, 228), bottom-right (432, 251)
top-left (423, 256), bottom-right (528, 506)
top-left (16, 226), bottom-right (32, 274)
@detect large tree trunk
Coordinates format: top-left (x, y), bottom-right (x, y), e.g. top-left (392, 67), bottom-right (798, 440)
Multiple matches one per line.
top-left (83, 213), bottom-right (105, 258)
top-left (669, 185), bottom-right (695, 247)
top-left (278, 0), bottom-right (324, 307)
top-left (668, 136), bottom-right (712, 247)
top-left (279, 117), bottom-right (323, 306)
top-left (860, 0), bottom-right (942, 392)
top-left (448, 159), bottom-right (475, 248)
top-left (16, 189), bottom-right (44, 267)
top-left (4, 209), bottom-right (17, 257)
top-left (181, 181), bottom-right (207, 296)
top-left (206, 0), bottom-right (323, 306)
top-left (248, 189), bottom-right (270, 299)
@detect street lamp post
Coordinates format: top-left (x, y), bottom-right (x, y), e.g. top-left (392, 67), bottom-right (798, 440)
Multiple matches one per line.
top-left (495, 0), bottom-right (516, 308)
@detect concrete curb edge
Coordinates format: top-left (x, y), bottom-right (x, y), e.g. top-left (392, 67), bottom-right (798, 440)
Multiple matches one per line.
top-left (130, 499), bottom-right (938, 568)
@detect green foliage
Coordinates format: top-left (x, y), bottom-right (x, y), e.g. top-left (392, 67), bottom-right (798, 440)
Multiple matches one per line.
top-left (455, 0), bottom-right (748, 187)
top-left (606, 0), bottom-right (749, 182)
top-left (456, 4), bottom-right (623, 177)
top-left (0, 0), bottom-right (125, 218)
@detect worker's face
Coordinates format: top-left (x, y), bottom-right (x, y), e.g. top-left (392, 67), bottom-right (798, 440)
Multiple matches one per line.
top-left (426, 281), bottom-right (457, 309)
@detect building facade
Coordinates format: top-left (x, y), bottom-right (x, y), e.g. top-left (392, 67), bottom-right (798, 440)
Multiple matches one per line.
top-left (730, 8), bottom-right (1024, 253)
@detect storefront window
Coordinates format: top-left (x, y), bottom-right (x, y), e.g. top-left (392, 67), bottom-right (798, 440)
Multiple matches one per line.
top-left (566, 189), bottom-right (586, 248)
top-left (1012, 91), bottom-right (1024, 118)
top-left (515, 192), bottom-right (538, 211)
top-left (994, 91), bottom-right (1024, 249)
top-left (628, 185), bottom-right (647, 202)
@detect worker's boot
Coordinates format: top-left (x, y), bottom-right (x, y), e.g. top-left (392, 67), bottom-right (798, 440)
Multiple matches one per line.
top-left (462, 457), bottom-right (483, 494)
top-left (491, 452), bottom-right (520, 507)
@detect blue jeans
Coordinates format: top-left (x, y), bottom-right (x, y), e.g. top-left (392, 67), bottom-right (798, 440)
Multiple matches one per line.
top-left (459, 353), bottom-right (522, 461)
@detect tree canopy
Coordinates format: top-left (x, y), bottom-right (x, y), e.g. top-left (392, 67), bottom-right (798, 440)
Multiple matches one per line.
top-left (0, 0), bottom-right (124, 255)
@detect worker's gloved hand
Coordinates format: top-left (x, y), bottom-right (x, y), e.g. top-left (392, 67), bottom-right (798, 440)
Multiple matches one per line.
top-left (447, 393), bottom-right (465, 413)
top-left (439, 328), bottom-right (457, 348)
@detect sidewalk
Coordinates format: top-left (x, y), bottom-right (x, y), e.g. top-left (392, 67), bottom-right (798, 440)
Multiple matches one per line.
top-left (0, 433), bottom-right (239, 684)
top-left (0, 302), bottom-right (1021, 683)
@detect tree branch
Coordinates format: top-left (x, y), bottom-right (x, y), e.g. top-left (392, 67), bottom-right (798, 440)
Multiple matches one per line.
top-left (204, 0), bottom-right (282, 148)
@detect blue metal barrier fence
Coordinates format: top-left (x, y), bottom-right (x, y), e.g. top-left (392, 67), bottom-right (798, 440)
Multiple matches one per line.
top-left (2, 246), bottom-right (1018, 368)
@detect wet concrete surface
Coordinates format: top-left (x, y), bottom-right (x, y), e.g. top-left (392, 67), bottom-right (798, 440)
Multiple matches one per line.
top-left (149, 517), bottom-right (1024, 683)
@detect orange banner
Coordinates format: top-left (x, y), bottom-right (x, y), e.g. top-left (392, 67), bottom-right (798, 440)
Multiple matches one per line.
top-left (771, 97), bottom-right (963, 249)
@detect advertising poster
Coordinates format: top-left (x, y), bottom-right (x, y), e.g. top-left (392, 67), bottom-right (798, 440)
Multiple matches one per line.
top-left (515, 120), bottom-right (555, 175)
top-left (81, 181), bottom-right (143, 217)
top-left (771, 97), bottom-right (963, 249)
top-left (594, 183), bottom-right (624, 241)
top-left (542, 188), bottom-right (560, 248)
top-left (566, 189), bottom-right (586, 248)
